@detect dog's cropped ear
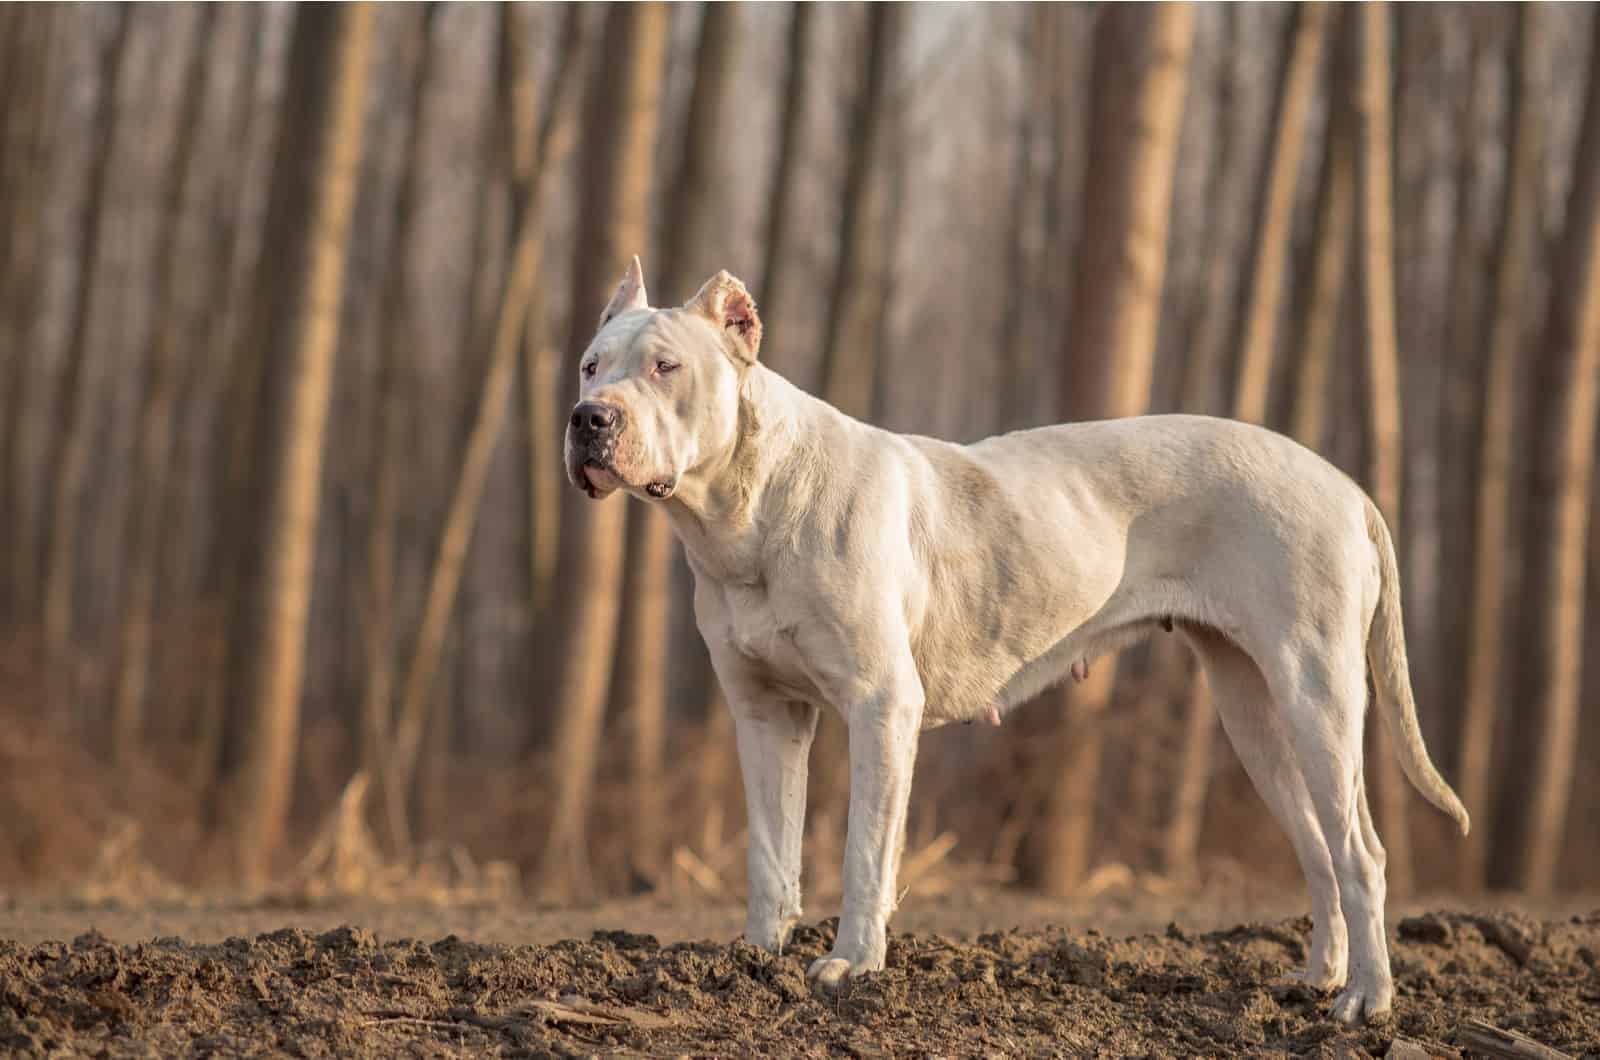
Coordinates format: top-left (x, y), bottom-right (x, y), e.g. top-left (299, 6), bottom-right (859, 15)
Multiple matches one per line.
top-left (597, 255), bottom-right (649, 329)
top-left (685, 270), bottom-right (761, 366)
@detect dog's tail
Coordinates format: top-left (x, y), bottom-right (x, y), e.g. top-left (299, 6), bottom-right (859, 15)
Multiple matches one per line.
top-left (1364, 497), bottom-right (1471, 836)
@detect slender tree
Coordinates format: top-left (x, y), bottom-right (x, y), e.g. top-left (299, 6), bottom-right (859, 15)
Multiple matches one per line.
top-left (1288, 10), bottom-right (1356, 452)
top-left (40, 4), bottom-right (131, 671)
top-left (1496, 9), bottom-right (1600, 894)
top-left (0, 6), bottom-right (59, 623)
top-left (539, 2), bottom-right (671, 899)
top-left (1024, 1), bottom-right (1194, 894)
top-left (616, 1), bottom-right (743, 886)
top-left (388, 1), bottom-right (583, 857)
top-left (757, 1), bottom-right (813, 361)
top-left (1232, 2), bottom-right (1330, 424)
top-left (1456, 7), bottom-right (1541, 890)
top-left (1353, 0), bottom-right (1414, 894)
top-left (817, 5), bottom-right (901, 420)
top-left (360, 3), bottom-right (439, 851)
top-left (112, 6), bottom-right (218, 765)
top-left (218, 2), bottom-right (375, 884)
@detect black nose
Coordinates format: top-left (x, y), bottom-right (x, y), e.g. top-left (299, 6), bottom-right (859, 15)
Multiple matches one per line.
top-left (570, 401), bottom-right (620, 435)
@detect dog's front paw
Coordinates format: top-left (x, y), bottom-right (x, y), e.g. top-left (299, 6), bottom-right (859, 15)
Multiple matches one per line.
top-left (806, 947), bottom-right (884, 990)
top-left (1327, 977), bottom-right (1392, 1025)
top-left (744, 916), bottom-right (798, 955)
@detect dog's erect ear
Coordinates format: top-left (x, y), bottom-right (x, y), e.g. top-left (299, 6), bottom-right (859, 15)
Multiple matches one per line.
top-left (597, 255), bottom-right (649, 329)
top-left (685, 270), bottom-right (762, 366)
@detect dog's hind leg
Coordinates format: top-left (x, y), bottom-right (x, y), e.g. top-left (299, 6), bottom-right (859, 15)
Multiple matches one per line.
top-left (1276, 645), bottom-right (1394, 1024)
top-left (1187, 627), bottom-right (1348, 991)
top-left (730, 693), bottom-right (819, 954)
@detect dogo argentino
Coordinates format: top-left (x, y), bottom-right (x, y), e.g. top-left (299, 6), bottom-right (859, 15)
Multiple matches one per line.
top-left (563, 258), bottom-right (1469, 1025)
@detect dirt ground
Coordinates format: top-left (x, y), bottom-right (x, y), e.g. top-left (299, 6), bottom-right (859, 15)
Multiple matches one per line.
top-left (3, 889), bottom-right (1598, 1057)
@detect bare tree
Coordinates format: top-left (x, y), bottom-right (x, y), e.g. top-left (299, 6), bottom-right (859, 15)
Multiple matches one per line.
top-left (1353, 0), bottom-right (1413, 894)
top-left (1232, 2), bottom-right (1331, 424)
top-left (111, 6), bottom-right (218, 765)
top-left (387, 1), bottom-right (583, 857)
top-left (218, 2), bottom-right (375, 884)
top-left (539, 2), bottom-right (671, 899)
top-left (817, 5), bottom-right (901, 420)
top-left (1288, 9), bottom-right (1356, 452)
top-left (41, 4), bottom-right (131, 672)
top-left (1024, 1), bottom-right (1194, 894)
top-left (1498, 9), bottom-right (1600, 894)
top-left (757, 1), bottom-right (813, 359)
top-left (1456, 7), bottom-right (1541, 890)
top-left (615, 2), bottom-right (744, 886)
top-left (0, 6), bottom-right (59, 623)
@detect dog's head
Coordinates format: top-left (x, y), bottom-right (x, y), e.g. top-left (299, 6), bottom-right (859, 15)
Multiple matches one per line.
top-left (565, 256), bottom-right (761, 502)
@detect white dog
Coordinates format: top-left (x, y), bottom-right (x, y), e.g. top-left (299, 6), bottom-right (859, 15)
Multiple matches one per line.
top-left (564, 258), bottom-right (1469, 1025)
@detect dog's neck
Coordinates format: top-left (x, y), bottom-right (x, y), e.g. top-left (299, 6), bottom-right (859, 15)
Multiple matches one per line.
top-left (662, 364), bottom-right (825, 584)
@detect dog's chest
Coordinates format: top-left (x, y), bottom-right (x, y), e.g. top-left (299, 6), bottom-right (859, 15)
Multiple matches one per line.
top-left (715, 581), bottom-right (817, 698)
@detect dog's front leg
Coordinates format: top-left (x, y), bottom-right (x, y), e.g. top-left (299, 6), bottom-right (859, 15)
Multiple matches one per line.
top-left (732, 695), bottom-right (818, 953)
top-left (808, 688), bottom-right (923, 988)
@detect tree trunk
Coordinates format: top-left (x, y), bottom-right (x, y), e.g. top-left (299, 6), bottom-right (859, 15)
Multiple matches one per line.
top-left (757, 1), bottom-right (813, 363)
top-left (817, 5), bottom-right (900, 420)
top-left (1022, 1), bottom-right (1193, 895)
top-left (41, 4), bottom-right (130, 679)
top-left (995, 6), bottom-right (1047, 433)
top-left (390, 1), bottom-right (583, 857)
top-left (539, 2), bottom-right (671, 901)
top-left (0, 5), bottom-right (59, 625)
top-left (1288, 9), bottom-right (1356, 453)
top-left (111, 5), bottom-right (217, 766)
top-left (526, 6), bottom-right (584, 624)
top-left (1496, 10), bottom-right (1600, 894)
top-left (1353, 0), bottom-right (1414, 895)
top-left (361, 3), bottom-right (438, 853)
top-left (1455, 7), bottom-right (1541, 891)
top-left (1232, 2), bottom-right (1330, 425)
top-left (614, 1), bottom-right (742, 888)
top-left (220, 2), bottom-right (375, 886)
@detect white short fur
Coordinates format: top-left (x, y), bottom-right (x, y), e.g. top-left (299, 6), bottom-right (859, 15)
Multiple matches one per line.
top-left (564, 260), bottom-right (1469, 1025)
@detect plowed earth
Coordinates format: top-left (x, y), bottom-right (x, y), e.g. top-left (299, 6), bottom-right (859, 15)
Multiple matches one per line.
top-left (3, 908), bottom-right (1598, 1057)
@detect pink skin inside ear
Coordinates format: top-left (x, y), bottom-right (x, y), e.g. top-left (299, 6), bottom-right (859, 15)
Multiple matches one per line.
top-left (1070, 658), bottom-right (1090, 683)
top-left (983, 703), bottom-right (1002, 727)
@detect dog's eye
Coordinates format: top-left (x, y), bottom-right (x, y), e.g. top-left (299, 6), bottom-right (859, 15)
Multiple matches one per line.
top-left (581, 361), bottom-right (597, 379)
top-left (656, 360), bottom-right (680, 376)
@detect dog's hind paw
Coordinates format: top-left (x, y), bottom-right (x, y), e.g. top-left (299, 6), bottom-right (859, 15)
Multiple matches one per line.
top-left (1327, 980), bottom-right (1392, 1025)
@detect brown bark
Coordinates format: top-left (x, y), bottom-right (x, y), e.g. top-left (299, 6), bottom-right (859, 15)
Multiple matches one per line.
top-left (390, 2), bottom-right (583, 856)
top-left (1023, 2), bottom-right (1193, 895)
top-left (539, 2), bottom-right (671, 901)
top-left (1160, 7), bottom-right (1247, 878)
top-left (757, 1), bottom-right (813, 361)
top-left (360, 3), bottom-right (438, 853)
top-left (1353, 0), bottom-right (1413, 894)
top-left (220, 2), bottom-right (375, 885)
top-left (41, 4), bottom-right (130, 672)
top-left (1496, 10), bottom-right (1600, 894)
top-left (111, 6), bottom-right (218, 766)
top-left (995, 6), bottom-right (1047, 433)
top-left (817, 5), bottom-right (900, 420)
top-left (1232, 2), bottom-right (1330, 425)
top-left (526, 7), bottom-right (585, 623)
top-left (1288, 9), bottom-right (1356, 453)
top-left (1456, 8), bottom-right (1541, 890)
top-left (615, 2), bottom-right (742, 887)
top-left (0, 6), bottom-right (58, 623)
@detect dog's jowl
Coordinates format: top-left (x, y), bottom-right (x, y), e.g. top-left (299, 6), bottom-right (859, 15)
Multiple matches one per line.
top-left (565, 256), bottom-right (1468, 1025)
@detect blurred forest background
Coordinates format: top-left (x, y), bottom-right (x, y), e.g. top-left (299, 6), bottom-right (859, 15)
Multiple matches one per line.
top-left (3, 1), bottom-right (1600, 907)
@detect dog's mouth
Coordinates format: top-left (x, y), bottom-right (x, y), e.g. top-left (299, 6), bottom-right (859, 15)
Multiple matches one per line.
top-left (580, 462), bottom-right (622, 499)
top-left (576, 461), bottom-right (674, 502)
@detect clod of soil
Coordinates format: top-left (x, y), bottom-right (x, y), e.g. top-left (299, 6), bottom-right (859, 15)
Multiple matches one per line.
top-left (2, 910), bottom-right (1597, 1057)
